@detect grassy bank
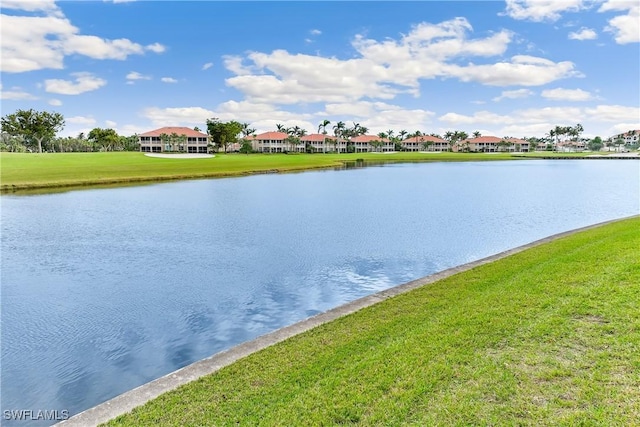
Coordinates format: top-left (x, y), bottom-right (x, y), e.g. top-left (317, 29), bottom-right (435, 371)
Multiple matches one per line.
top-left (105, 217), bottom-right (640, 426)
top-left (0, 151), bottom-right (517, 192)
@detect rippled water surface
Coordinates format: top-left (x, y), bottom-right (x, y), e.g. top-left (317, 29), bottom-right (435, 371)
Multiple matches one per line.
top-left (2, 160), bottom-right (639, 425)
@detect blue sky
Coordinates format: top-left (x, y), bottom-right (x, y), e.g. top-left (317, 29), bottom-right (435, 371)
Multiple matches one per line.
top-left (1, 0), bottom-right (638, 139)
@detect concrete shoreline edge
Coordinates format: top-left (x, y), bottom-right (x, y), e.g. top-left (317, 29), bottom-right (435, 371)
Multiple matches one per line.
top-left (56, 215), bottom-right (639, 426)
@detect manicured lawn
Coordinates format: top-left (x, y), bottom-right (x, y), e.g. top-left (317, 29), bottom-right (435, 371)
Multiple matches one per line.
top-left (105, 217), bottom-right (640, 426)
top-left (0, 151), bottom-right (518, 192)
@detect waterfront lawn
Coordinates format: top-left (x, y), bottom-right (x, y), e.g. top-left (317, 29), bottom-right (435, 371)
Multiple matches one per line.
top-left (105, 217), bottom-right (640, 426)
top-left (1, 151), bottom-right (516, 191)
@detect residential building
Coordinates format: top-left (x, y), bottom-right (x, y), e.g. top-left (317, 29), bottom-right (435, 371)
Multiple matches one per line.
top-left (459, 136), bottom-right (529, 153)
top-left (557, 140), bottom-right (586, 152)
top-left (351, 135), bottom-right (393, 152)
top-left (250, 131), bottom-right (289, 153)
top-left (402, 135), bottom-right (448, 152)
top-left (139, 127), bottom-right (209, 153)
top-left (301, 133), bottom-right (330, 153)
top-left (609, 130), bottom-right (640, 145)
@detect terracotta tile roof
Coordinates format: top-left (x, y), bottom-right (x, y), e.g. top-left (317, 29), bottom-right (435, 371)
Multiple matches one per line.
top-left (422, 135), bottom-right (447, 143)
top-left (351, 135), bottom-right (389, 143)
top-left (465, 136), bottom-right (503, 143)
top-left (403, 135), bottom-right (446, 143)
top-left (139, 127), bottom-right (208, 137)
top-left (254, 131), bottom-right (288, 140)
top-left (300, 133), bottom-right (329, 142)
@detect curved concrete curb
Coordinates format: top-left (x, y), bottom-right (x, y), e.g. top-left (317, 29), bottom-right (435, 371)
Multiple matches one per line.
top-left (56, 215), bottom-right (638, 426)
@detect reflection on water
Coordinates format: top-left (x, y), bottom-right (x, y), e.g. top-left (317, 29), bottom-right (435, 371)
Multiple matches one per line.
top-left (1, 160), bottom-right (638, 426)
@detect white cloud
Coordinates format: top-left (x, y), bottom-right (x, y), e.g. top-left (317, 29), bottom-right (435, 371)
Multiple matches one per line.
top-left (202, 62), bottom-right (213, 70)
top-left (492, 89), bottom-right (534, 101)
top-left (222, 56), bottom-right (253, 75)
top-left (583, 104), bottom-right (640, 122)
top-left (126, 71), bottom-right (151, 82)
top-left (310, 29), bottom-right (322, 35)
top-left (224, 18), bottom-right (578, 107)
top-left (44, 72), bottom-right (107, 95)
top-left (105, 120), bottom-right (117, 127)
top-left (49, 99), bottom-right (62, 106)
top-left (142, 106), bottom-right (216, 126)
top-left (600, 1), bottom-right (640, 44)
top-left (437, 104), bottom-right (640, 137)
top-left (146, 42), bottom-right (165, 53)
top-left (0, 0), bottom-right (62, 17)
top-left (541, 88), bottom-right (594, 101)
top-left (67, 115), bottom-right (97, 126)
top-left (0, 84), bottom-right (38, 100)
top-left (161, 77), bottom-right (178, 83)
top-left (359, 108), bottom-right (436, 135)
top-left (0, 7), bottom-right (165, 73)
top-left (608, 122), bottom-right (640, 135)
top-left (312, 101), bottom-right (436, 134)
top-left (226, 53), bottom-right (400, 104)
top-left (445, 55), bottom-right (580, 86)
top-left (502, 0), bottom-right (587, 22)
top-left (568, 27), bottom-right (598, 40)
top-left (116, 123), bottom-right (150, 136)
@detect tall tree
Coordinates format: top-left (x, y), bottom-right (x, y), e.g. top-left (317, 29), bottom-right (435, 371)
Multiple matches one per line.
top-left (318, 119), bottom-right (331, 153)
top-left (318, 119), bottom-right (331, 134)
top-left (333, 121), bottom-right (346, 152)
top-left (588, 136), bottom-right (603, 152)
top-left (88, 128), bottom-right (120, 151)
top-left (241, 123), bottom-right (256, 138)
top-left (1, 109), bottom-right (65, 153)
top-left (473, 131), bottom-right (481, 138)
top-left (207, 118), bottom-right (243, 153)
top-left (376, 132), bottom-right (388, 152)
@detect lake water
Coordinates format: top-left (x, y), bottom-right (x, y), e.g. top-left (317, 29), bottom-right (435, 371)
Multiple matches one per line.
top-left (1, 160), bottom-right (639, 425)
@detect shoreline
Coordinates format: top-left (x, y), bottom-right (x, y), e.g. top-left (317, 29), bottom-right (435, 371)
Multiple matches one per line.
top-left (0, 163), bottom-right (340, 194)
top-left (2, 152), bottom-right (637, 195)
top-left (55, 215), bottom-right (639, 426)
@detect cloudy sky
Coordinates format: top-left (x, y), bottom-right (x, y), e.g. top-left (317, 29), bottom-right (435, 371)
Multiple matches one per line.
top-left (1, 0), bottom-right (638, 139)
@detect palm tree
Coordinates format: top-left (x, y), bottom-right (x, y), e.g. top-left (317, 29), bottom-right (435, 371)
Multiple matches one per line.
top-left (547, 128), bottom-right (556, 151)
top-left (286, 134), bottom-right (301, 153)
top-left (318, 119), bottom-right (330, 134)
top-left (276, 123), bottom-right (286, 132)
top-left (333, 121), bottom-right (346, 153)
top-left (376, 132), bottom-right (387, 153)
top-left (241, 123), bottom-right (253, 137)
top-left (573, 123), bottom-right (584, 141)
top-left (456, 131), bottom-right (469, 152)
top-left (318, 119), bottom-right (330, 153)
top-left (159, 132), bottom-right (170, 152)
top-left (397, 130), bottom-right (408, 151)
top-left (443, 131), bottom-right (454, 151)
top-left (473, 131), bottom-right (481, 138)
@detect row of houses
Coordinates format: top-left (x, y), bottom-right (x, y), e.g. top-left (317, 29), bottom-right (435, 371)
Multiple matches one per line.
top-left (138, 127), bottom-right (210, 153)
top-left (138, 127), bottom-right (639, 154)
top-left (138, 127), bottom-right (533, 153)
top-left (245, 132), bottom-right (532, 153)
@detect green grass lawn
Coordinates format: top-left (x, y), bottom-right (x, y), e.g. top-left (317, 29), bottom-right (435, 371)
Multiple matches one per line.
top-left (105, 217), bottom-right (640, 426)
top-left (0, 151), bottom-right (518, 192)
